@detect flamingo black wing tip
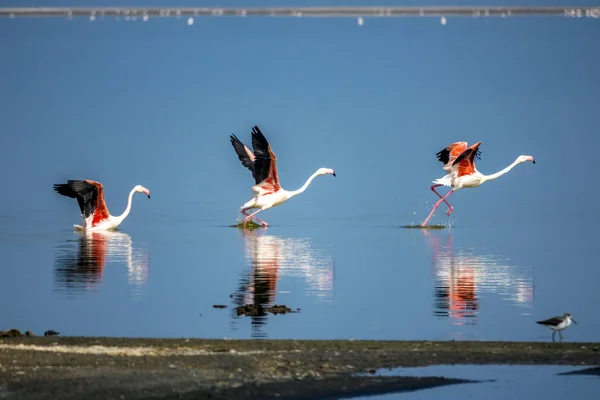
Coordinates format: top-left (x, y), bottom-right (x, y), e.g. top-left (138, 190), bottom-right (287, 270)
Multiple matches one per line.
top-left (251, 125), bottom-right (267, 141)
top-left (53, 182), bottom-right (78, 198)
top-left (436, 148), bottom-right (451, 164)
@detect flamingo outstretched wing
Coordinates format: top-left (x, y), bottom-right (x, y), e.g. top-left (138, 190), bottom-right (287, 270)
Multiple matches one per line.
top-left (452, 142), bottom-right (482, 177)
top-left (53, 180), bottom-right (110, 223)
top-left (250, 126), bottom-right (280, 191)
top-left (230, 134), bottom-right (257, 180)
top-left (230, 126), bottom-right (280, 193)
top-left (436, 142), bottom-right (468, 171)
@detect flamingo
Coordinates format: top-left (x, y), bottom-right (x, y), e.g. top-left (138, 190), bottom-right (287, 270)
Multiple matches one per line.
top-left (53, 180), bottom-right (150, 231)
top-left (230, 125), bottom-right (336, 228)
top-left (421, 142), bottom-right (535, 226)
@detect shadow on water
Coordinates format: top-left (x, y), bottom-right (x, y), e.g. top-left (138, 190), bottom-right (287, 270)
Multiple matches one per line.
top-left (230, 229), bottom-right (334, 338)
top-left (54, 230), bottom-right (150, 298)
top-left (422, 230), bottom-right (534, 326)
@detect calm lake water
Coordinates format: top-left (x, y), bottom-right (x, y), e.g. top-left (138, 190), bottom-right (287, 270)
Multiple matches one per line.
top-left (1, 12), bottom-right (599, 345)
top-left (1, 208), bottom-right (597, 342)
top-left (361, 365), bottom-right (600, 400)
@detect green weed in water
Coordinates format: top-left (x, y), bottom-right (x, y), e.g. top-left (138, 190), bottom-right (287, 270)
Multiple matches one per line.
top-left (401, 224), bottom-right (446, 230)
top-left (230, 219), bottom-right (265, 230)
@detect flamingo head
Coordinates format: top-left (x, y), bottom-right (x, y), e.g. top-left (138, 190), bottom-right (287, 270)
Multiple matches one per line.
top-left (317, 168), bottom-right (336, 177)
top-left (134, 185), bottom-right (151, 198)
top-left (518, 155), bottom-right (536, 164)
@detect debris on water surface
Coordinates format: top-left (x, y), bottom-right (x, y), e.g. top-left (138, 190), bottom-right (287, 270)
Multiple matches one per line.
top-left (236, 304), bottom-right (298, 317)
top-left (269, 305), bottom-right (294, 314)
top-left (237, 304), bottom-right (266, 317)
top-left (213, 304), bottom-right (228, 309)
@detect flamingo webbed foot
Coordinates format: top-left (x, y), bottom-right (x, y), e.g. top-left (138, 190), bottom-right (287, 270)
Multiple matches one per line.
top-left (446, 206), bottom-right (454, 216)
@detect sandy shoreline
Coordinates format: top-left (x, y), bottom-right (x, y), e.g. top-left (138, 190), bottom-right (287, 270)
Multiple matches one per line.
top-left (1, 337), bottom-right (599, 399)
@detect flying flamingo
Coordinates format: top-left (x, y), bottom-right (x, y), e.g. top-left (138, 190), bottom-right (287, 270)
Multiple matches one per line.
top-left (53, 180), bottom-right (150, 231)
top-left (230, 125), bottom-right (336, 228)
top-left (421, 141), bottom-right (535, 226)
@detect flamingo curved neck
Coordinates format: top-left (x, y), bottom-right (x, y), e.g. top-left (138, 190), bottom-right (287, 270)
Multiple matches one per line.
top-left (112, 187), bottom-right (137, 226)
top-left (481, 158), bottom-right (522, 183)
top-left (286, 170), bottom-right (323, 199)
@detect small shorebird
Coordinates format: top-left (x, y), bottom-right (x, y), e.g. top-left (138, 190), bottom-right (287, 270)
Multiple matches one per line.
top-left (536, 313), bottom-right (577, 342)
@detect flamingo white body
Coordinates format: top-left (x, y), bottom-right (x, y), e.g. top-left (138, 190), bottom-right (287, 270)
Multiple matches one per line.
top-left (54, 180), bottom-right (151, 231)
top-left (230, 126), bottom-right (336, 228)
top-left (421, 141), bottom-right (535, 226)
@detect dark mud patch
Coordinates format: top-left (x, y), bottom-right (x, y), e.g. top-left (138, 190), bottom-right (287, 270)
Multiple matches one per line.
top-left (558, 366), bottom-right (600, 376)
top-left (0, 338), bottom-right (598, 400)
top-left (236, 304), bottom-right (299, 317)
top-left (0, 329), bottom-right (55, 337)
top-left (212, 304), bottom-right (228, 309)
top-left (0, 329), bottom-right (23, 337)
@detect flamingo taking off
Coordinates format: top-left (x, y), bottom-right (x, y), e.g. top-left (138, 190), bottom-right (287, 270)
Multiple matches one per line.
top-left (421, 141), bottom-right (535, 226)
top-left (230, 125), bottom-right (336, 228)
top-left (53, 180), bottom-right (150, 231)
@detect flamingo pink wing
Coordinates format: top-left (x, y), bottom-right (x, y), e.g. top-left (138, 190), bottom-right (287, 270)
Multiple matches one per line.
top-left (453, 142), bottom-right (482, 177)
top-left (250, 126), bottom-right (281, 194)
top-left (85, 180), bottom-right (110, 226)
top-left (436, 142), bottom-right (468, 171)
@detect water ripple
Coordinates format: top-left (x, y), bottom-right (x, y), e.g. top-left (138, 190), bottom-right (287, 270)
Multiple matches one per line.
top-left (231, 230), bottom-right (335, 338)
top-left (424, 231), bottom-right (534, 326)
top-left (54, 231), bottom-right (150, 299)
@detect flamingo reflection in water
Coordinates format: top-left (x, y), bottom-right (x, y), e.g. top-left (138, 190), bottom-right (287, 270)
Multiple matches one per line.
top-left (232, 229), bottom-right (334, 338)
top-left (423, 230), bottom-right (533, 326)
top-left (54, 230), bottom-right (150, 297)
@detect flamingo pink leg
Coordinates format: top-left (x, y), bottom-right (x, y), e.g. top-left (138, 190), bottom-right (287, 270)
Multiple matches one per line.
top-left (422, 190), bottom-right (455, 226)
top-left (431, 184), bottom-right (454, 216)
top-left (241, 209), bottom-right (265, 226)
top-left (244, 209), bottom-right (269, 228)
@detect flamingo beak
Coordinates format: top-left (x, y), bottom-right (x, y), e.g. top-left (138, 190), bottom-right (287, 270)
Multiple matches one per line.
top-left (332, 172), bottom-right (337, 177)
top-left (144, 189), bottom-right (151, 199)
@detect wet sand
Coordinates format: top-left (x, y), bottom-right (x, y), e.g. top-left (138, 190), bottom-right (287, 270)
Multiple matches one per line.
top-left (1, 337), bottom-right (599, 399)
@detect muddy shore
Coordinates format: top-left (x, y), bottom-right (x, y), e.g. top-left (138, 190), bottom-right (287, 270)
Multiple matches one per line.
top-left (1, 337), bottom-right (599, 399)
